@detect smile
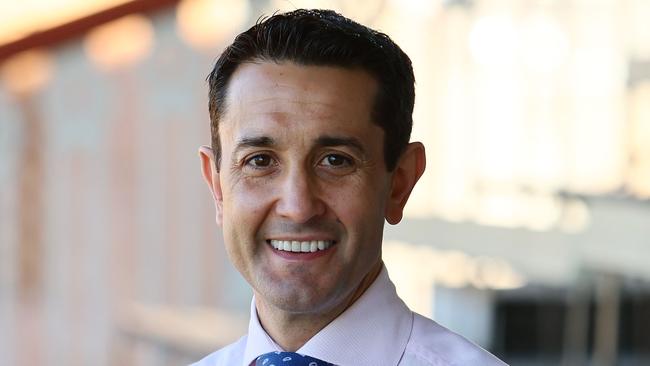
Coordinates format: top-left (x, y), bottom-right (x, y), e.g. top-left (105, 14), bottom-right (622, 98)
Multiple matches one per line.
top-left (268, 239), bottom-right (334, 253)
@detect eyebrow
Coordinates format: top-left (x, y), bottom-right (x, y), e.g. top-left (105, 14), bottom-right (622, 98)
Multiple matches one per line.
top-left (231, 134), bottom-right (366, 157)
top-left (315, 135), bottom-right (365, 154)
top-left (233, 135), bottom-right (276, 154)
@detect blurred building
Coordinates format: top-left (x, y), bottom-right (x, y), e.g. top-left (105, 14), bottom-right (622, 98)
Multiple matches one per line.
top-left (0, 0), bottom-right (649, 365)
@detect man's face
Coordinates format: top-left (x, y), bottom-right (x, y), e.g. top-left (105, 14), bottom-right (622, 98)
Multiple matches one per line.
top-left (202, 61), bottom-right (400, 316)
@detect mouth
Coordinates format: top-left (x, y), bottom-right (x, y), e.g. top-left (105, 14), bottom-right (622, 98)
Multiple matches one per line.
top-left (267, 239), bottom-right (336, 253)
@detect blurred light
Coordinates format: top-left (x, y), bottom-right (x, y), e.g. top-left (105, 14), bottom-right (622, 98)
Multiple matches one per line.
top-left (442, 0), bottom-right (473, 7)
top-left (269, 0), bottom-right (325, 12)
top-left (566, 25), bottom-right (627, 194)
top-left (389, 0), bottom-right (439, 17)
top-left (627, 82), bottom-right (650, 198)
top-left (435, 250), bottom-right (474, 288)
top-left (628, 0), bottom-right (650, 58)
top-left (268, 0), bottom-right (389, 26)
top-left (475, 189), bottom-right (520, 229)
top-left (476, 110), bottom-right (520, 183)
top-left (521, 16), bottom-right (569, 73)
top-left (384, 241), bottom-right (526, 317)
top-left (0, 0), bottom-right (131, 45)
top-left (404, 188), bottom-right (438, 219)
top-left (470, 257), bottom-right (526, 290)
top-left (176, 0), bottom-right (249, 51)
top-left (523, 192), bottom-right (561, 232)
top-left (469, 15), bottom-right (519, 67)
top-left (0, 49), bottom-right (53, 96)
top-left (413, 72), bottom-right (474, 222)
top-left (339, 0), bottom-right (389, 25)
top-left (629, 171), bottom-right (650, 198)
top-left (119, 302), bottom-right (248, 352)
top-left (568, 57), bottom-right (626, 193)
top-left (383, 241), bottom-right (437, 317)
top-left (529, 119), bottom-right (564, 191)
top-left (572, 46), bottom-right (626, 97)
top-left (83, 15), bottom-right (154, 72)
top-left (473, 188), bottom-right (565, 231)
top-left (558, 198), bottom-right (590, 233)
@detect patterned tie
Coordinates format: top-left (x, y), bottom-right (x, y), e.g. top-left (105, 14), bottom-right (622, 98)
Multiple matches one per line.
top-left (255, 351), bottom-right (334, 366)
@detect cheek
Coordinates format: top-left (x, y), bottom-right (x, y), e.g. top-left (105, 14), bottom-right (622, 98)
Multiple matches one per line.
top-left (222, 180), bottom-right (274, 235)
top-left (326, 179), bottom-right (387, 230)
top-left (221, 187), bottom-right (267, 272)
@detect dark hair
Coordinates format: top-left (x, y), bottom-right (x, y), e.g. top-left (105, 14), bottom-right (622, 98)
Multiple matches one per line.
top-left (207, 9), bottom-right (415, 171)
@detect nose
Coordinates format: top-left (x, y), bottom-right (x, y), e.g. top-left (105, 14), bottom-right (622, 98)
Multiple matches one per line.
top-left (275, 167), bottom-right (326, 223)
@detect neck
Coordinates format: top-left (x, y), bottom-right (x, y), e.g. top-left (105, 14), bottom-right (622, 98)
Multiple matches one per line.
top-left (255, 261), bottom-right (383, 352)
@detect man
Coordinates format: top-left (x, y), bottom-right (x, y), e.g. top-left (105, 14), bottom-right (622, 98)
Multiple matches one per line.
top-left (194, 9), bottom-right (507, 366)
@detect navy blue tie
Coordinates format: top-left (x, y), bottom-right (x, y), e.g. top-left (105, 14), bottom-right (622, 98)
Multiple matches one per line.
top-left (255, 351), bottom-right (334, 366)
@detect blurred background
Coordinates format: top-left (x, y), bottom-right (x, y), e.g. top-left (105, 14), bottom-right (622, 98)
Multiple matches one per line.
top-left (1, 0), bottom-right (649, 365)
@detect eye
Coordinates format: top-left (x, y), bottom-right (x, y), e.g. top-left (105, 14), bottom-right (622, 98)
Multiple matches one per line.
top-left (319, 154), bottom-right (353, 167)
top-left (245, 153), bottom-right (274, 168)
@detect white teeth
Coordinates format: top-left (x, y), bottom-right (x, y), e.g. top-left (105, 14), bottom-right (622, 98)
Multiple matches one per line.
top-left (270, 240), bottom-right (333, 253)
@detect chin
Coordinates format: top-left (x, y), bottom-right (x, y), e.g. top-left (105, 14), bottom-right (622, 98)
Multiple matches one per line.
top-left (268, 286), bottom-right (344, 315)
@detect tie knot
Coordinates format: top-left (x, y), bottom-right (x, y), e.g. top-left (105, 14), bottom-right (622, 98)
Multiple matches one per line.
top-left (255, 351), bottom-right (333, 366)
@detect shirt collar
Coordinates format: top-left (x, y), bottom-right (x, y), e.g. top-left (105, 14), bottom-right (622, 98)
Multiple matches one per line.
top-left (242, 265), bottom-right (414, 366)
top-left (242, 299), bottom-right (281, 366)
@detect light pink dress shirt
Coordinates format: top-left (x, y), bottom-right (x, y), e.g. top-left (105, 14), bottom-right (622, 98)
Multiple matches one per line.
top-left (191, 266), bottom-right (508, 366)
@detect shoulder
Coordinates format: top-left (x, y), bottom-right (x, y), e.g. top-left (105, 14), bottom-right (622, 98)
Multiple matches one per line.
top-left (403, 313), bottom-right (508, 366)
top-left (189, 335), bottom-right (247, 366)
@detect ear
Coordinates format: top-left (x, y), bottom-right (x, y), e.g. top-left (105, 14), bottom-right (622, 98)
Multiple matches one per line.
top-left (385, 142), bottom-right (426, 225)
top-left (199, 145), bottom-right (224, 226)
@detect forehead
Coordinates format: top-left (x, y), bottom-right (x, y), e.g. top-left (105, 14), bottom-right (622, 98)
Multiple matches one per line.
top-left (221, 61), bottom-right (379, 138)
